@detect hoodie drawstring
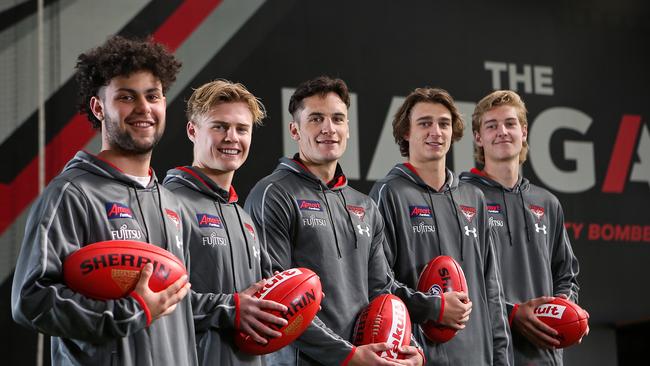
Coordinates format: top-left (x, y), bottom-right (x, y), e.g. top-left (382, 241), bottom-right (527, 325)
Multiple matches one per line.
top-left (425, 190), bottom-right (443, 256)
top-left (447, 188), bottom-right (465, 261)
top-left (501, 190), bottom-right (514, 247)
top-left (214, 201), bottom-right (240, 291)
top-left (233, 205), bottom-right (253, 269)
top-left (339, 190), bottom-right (359, 249)
top-left (132, 185), bottom-right (151, 244)
top-left (154, 181), bottom-right (169, 249)
top-left (518, 189), bottom-right (531, 243)
top-left (320, 187), bottom-right (342, 259)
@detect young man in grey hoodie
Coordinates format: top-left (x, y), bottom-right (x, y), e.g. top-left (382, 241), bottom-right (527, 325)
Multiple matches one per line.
top-left (163, 80), bottom-right (288, 366)
top-left (370, 87), bottom-right (512, 365)
top-left (245, 76), bottom-right (430, 366)
top-left (460, 90), bottom-right (583, 365)
top-left (12, 36), bottom-right (196, 365)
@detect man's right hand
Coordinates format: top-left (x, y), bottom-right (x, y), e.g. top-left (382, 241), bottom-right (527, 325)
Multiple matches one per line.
top-left (439, 291), bottom-right (472, 330)
top-left (133, 263), bottom-right (191, 322)
top-left (512, 296), bottom-right (561, 349)
top-left (349, 343), bottom-right (416, 366)
top-left (238, 280), bottom-right (289, 344)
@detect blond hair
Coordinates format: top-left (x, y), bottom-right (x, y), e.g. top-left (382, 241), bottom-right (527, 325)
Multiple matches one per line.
top-left (186, 79), bottom-right (266, 125)
top-left (472, 90), bottom-right (528, 165)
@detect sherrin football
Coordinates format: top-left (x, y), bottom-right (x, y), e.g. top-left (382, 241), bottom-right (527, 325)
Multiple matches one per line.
top-left (534, 297), bottom-right (589, 348)
top-left (352, 294), bottom-right (412, 359)
top-left (63, 240), bottom-right (187, 300)
top-left (417, 255), bottom-right (468, 343)
top-left (235, 268), bottom-right (323, 355)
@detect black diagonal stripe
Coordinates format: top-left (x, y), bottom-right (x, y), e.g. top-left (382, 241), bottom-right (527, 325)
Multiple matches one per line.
top-left (0, 0), bottom-right (58, 33)
top-left (0, 0), bottom-right (183, 183)
top-left (154, 0), bottom-right (299, 189)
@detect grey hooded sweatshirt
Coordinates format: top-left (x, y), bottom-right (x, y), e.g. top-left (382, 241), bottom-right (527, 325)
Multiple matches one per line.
top-left (164, 166), bottom-right (266, 366)
top-left (11, 150), bottom-right (197, 366)
top-left (370, 163), bottom-right (512, 366)
top-left (245, 157), bottom-right (436, 366)
top-left (460, 168), bottom-right (580, 366)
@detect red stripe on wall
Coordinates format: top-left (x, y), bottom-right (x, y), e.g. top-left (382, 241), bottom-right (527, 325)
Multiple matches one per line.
top-left (0, 0), bottom-right (223, 235)
top-left (602, 115), bottom-right (642, 193)
top-left (152, 0), bottom-right (222, 51)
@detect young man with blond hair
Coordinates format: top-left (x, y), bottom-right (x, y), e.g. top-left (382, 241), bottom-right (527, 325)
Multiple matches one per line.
top-left (460, 90), bottom-right (582, 365)
top-left (164, 80), bottom-right (288, 366)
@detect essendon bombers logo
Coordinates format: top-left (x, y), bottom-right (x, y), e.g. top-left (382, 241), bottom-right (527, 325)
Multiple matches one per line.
top-left (297, 199), bottom-right (323, 212)
top-left (105, 202), bottom-right (134, 219)
top-left (529, 205), bottom-right (545, 221)
top-left (409, 205), bottom-right (432, 218)
top-left (534, 304), bottom-right (566, 319)
top-left (487, 203), bottom-right (502, 214)
top-left (165, 209), bottom-right (180, 230)
top-left (244, 223), bottom-right (256, 240)
top-left (460, 205), bottom-right (476, 222)
top-left (347, 205), bottom-right (366, 221)
top-left (196, 213), bottom-right (223, 228)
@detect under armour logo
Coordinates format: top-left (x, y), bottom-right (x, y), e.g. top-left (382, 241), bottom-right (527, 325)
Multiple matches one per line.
top-left (252, 246), bottom-right (260, 259)
top-left (175, 235), bottom-right (183, 249)
top-left (535, 223), bottom-right (547, 234)
top-left (464, 226), bottom-right (477, 238)
top-left (357, 224), bottom-right (371, 237)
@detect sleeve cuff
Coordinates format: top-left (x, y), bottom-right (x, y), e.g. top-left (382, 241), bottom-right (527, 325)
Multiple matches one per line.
top-left (437, 294), bottom-right (445, 323)
top-left (234, 292), bottom-right (241, 330)
top-left (417, 347), bottom-right (426, 365)
top-left (508, 303), bottom-right (519, 326)
top-left (341, 346), bottom-right (357, 366)
top-left (130, 291), bottom-right (152, 326)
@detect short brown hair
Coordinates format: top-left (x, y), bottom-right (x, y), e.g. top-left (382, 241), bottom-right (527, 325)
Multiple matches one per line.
top-left (75, 35), bottom-right (181, 129)
top-left (288, 76), bottom-right (350, 120)
top-left (186, 79), bottom-right (266, 125)
top-left (472, 90), bottom-right (528, 165)
top-left (392, 87), bottom-right (464, 157)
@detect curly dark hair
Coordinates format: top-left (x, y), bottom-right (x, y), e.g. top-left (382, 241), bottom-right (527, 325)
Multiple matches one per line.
top-left (288, 76), bottom-right (350, 120)
top-left (75, 35), bottom-right (182, 129)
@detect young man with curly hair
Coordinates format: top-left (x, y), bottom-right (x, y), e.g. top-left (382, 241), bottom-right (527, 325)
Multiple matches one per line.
top-left (12, 35), bottom-right (197, 365)
top-left (370, 87), bottom-right (512, 365)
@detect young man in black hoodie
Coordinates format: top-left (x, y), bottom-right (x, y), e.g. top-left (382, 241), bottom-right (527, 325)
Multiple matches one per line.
top-left (460, 90), bottom-right (583, 365)
top-left (12, 36), bottom-right (197, 365)
top-left (370, 87), bottom-right (512, 365)
top-left (245, 76), bottom-right (429, 366)
top-left (163, 80), bottom-right (288, 366)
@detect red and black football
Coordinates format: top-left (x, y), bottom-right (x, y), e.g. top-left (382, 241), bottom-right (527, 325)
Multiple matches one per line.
top-left (63, 240), bottom-right (187, 300)
top-left (352, 294), bottom-right (412, 359)
top-left (416, 255), bottom-right (468, 343)
top-left (534, 297), bottom-right (589, 348)
top-left (235, 268), bottom-right (323, 355)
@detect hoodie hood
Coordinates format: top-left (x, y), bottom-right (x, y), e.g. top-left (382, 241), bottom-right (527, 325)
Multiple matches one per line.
top-left (387, 162), bottom-right (458, 192)
top-left (276, 155), bottom-right (348, 191)
top-left (459, 168), bottom-right (530, 192)
top-left (65, 150), bottom-right (159, 187)
top-left (163, 166), bottom-right (238, 204)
